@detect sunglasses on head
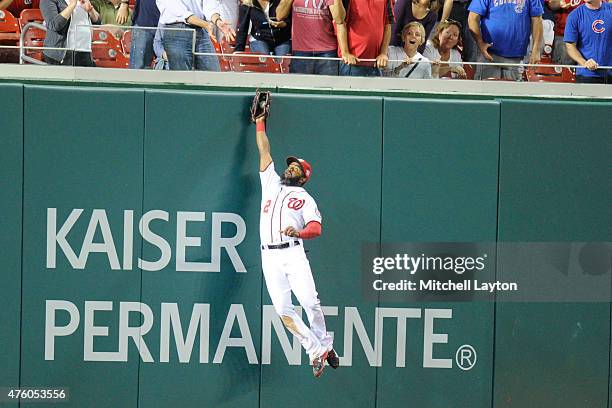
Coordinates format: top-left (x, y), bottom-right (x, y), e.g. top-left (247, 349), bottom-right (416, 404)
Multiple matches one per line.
top-left (444, 18), bottom-right (462, 29)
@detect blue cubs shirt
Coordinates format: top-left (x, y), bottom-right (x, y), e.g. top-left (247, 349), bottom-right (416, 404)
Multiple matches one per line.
top-left (469, 0), bottom-right (544, 58)
top-left (564, 2), bottom-right (612, 78)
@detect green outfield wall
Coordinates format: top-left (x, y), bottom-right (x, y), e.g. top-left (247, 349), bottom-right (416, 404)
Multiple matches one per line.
top-left (1, 84), bottom-right (611, 408)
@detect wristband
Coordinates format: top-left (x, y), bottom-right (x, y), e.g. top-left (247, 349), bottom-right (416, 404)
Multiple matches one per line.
top-left (256, 120), bottom-right (265, 132)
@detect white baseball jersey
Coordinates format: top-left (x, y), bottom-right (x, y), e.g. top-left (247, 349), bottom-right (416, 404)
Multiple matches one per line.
top-left (258, 161), bottom-right (332, 362)
top-left (259, 162), bottom-right (322, 245)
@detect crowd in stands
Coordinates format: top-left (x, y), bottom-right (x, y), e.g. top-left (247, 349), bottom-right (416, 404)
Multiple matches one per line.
top-left (0, 0), bottom-right (610, 82)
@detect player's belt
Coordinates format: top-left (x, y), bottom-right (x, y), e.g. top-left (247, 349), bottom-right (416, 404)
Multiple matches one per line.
top-left (261, 240), bottom-right (301, 250)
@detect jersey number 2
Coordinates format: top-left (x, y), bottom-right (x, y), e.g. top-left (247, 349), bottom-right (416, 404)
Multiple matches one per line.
top-left (263, 199), bottom-right (271, 213)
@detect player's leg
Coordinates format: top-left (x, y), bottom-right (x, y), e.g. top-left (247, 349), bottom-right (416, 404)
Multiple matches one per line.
top-left (285, 250), bottom-right (333, 354)
top-left (261, 251), bottom-right (323, 361)
top-left (286, 251), bottom-right (339, 372)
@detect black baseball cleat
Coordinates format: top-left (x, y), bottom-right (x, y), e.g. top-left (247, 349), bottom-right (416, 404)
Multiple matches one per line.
top-left (326, 349), bottom-right (339, 369)
top-left (312, 351), bottom-right (329, 378)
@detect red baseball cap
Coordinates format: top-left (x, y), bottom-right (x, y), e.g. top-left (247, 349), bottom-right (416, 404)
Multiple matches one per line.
top-left (286, 156), bottom-right (312, 182)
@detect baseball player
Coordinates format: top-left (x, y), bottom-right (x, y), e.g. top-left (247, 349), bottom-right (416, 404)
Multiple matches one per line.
top-left (251, 91), bottom-right (339, 378)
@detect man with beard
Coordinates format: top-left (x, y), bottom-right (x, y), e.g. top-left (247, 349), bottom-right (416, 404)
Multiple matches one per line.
top-left (253, 110), bottom-right (339, 378)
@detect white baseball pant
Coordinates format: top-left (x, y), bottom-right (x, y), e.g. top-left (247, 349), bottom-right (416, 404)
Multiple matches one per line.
top-left (261, 245), bottom-right (333, 362)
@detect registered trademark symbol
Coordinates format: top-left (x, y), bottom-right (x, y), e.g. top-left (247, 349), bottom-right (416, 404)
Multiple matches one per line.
top-left (456, 344), bottom-right (477, 370)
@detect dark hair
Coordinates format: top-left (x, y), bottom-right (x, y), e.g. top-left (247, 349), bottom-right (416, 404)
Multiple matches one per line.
top-left (412, 0), bottom-right (440, 12)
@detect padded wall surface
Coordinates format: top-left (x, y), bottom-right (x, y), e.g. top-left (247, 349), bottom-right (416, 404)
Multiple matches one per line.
top-left (7, 85), bottom-right (612, 408)
top-left (0, 84), bottom-right (23, 408)
top-left (379, 99), bottom-right (501, 408)
top-left (138, 91), bottom-right (262, 408)
top-left (494, 100), bottom-right (612, 408)
top-left (258, 95), bottom-right (383, 408)
top-left (21, 86), bottom-right (144, 407)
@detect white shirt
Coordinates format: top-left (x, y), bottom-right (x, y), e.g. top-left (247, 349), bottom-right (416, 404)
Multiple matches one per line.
top-left (65, 0), bottom-right (92, 52)
top-left (385, 47), bottom-right (432, 79)
top-left (156, 0), bottom-right (206, 25)
top-left (259, 162), bottom-right (322, 245)
top-left (422, 40), bottom-right (462, 78)
top-left (202, 0), bottom-right (239, 26)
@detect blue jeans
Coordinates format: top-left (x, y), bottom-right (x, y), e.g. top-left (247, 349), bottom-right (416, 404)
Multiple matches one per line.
top-left (129, 26), bottom-right (156, 69)
top-left (576, 72), bottom-right (611, 84)
top-left (339, 62), bottom-right (381, 77)
top-left (290, 50), bottom-right (338, 75)
top-left (162, 23), bottom-right (219, 71)
top-left (249, 39), bottom-right (291, 63)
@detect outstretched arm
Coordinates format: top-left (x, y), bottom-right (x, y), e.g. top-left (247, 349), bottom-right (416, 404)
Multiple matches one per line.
top-left (256, 118), bottom-right (273, 171)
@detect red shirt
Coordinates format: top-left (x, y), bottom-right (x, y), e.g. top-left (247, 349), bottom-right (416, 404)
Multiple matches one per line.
top-left (546, 0), bottom-right (582, 35)
top-left (292, 0), bottom-right (337, 52)
top-left (6, 0), bottom-right (40, 17)
top-left (340, 0), bottom-right (394, 61)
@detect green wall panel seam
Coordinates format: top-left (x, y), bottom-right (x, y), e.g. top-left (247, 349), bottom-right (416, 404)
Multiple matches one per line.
top-left (491, 100), bottom-right (502, 408)
top-left (374, 98), bottom-right (386, 408)
top-left (19, 83), bottom-right (25, 396)
top-left (137, 90), bottom-right (146, 408)
top-left (607, 303), bottom-right (612, 408)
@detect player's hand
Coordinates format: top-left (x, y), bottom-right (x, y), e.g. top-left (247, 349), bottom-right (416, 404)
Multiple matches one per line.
top-left (280, 226), bottom-right (300, 238)
top-left (342, 52), bottom-right (359, 65)
top-left (116, 3), bottom-right (129, 24)
top-left (375, 53), bottom-right (388, 68)
top-left (217, 20), bottom-right (236, 42)
top-left (478, 41), bottom-right (494, 62)
top-left (583, 58), bottom-right (599, 71)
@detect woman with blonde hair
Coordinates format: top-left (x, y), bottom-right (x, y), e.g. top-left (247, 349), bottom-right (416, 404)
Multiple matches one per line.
top-left (423, 19), bottom-right (467, 78)
top-left (385, 22), bottom-right (432, 78)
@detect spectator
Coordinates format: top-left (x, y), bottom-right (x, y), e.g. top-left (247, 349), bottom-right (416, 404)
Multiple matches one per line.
top-left (91, 0), bottom-right (131, 25)
top-left (40, 0), bottom-right (101, 66)
top-left (152, 21), bottom-right (168, 69)
top-left (437, 0), bottom-right (478, 62)
top-left (129, 0), bottom-right (159, 69)
top-left (468, 0), bottom-right (543, 80)
top-left (423, 19), bottom-right (466, 78)
top-left (235, 0), bottom-right (291, 59)
top-left (564, 0), bottom-right (611, 83)
top-left (91, 0), bottom-right (131, 39)
top-left (524, 3), bottom-right (554, 63)
top-left (156, 0), bottom-right (220, 71)
top-left (385, 22), bottom-right (433, 78)
top-left (391, 0), bottom-right (438, 53)
top-left (547, 0), bottom-right (583, 65)
top-left (275, 0), bottom-right (341, 75)
top-left (335, 0), bottom-right (394, 76)
top-left (203, 0), bottom-right (239, 42)
top-left (0, 0), bottom-right (40, 16)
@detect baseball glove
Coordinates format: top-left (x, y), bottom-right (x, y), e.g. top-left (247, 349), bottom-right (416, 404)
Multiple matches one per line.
top-left (250, 90), bottom-right (271, 122)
